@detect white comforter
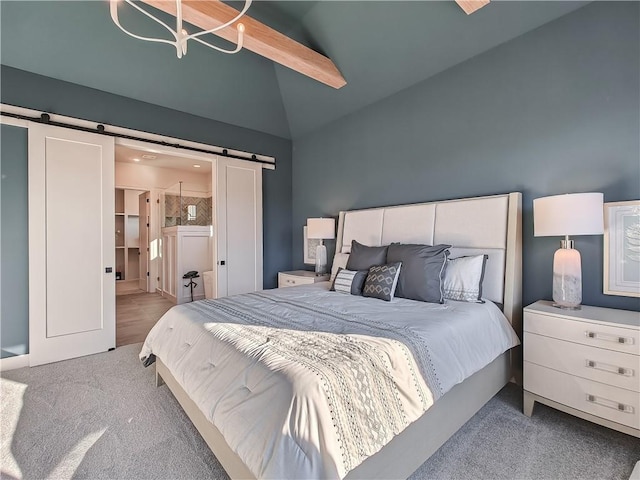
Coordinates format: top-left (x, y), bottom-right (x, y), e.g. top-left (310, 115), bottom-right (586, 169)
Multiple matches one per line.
top-left (140, 283), bottom-right (519, 479)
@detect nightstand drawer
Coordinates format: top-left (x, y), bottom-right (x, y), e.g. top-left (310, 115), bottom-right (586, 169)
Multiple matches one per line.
top-left (524, 311), bottom-right (639, 355)
top-left (278, 273), bottom-right (314, 288)
top-left (525, 362), bottom-right (639, 429)
top-left (524, 332), bottom-right (639, 392)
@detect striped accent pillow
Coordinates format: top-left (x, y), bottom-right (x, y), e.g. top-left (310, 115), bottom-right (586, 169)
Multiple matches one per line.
top-left (330, 268), bottom-right (368, 295)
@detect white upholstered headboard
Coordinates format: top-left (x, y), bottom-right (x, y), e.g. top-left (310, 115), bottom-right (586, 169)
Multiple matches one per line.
top-left (334, 192), bottom-right (522, 327)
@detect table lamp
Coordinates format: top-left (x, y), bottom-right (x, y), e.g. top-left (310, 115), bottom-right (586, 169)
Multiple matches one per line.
top-left (307, 218), bottom-right (335, 275)
top-left (533, 192), bottom-right (604, 309)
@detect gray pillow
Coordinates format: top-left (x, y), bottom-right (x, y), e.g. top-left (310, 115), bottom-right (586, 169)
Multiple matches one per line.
top-left (346, 240), bottom-right (388, 271)
top-left (330, 267), bottom-right (368, 295)
top-left (386, 243), bottom-right (451, 303)
top-left (362, 262), bottom-right (402, 301)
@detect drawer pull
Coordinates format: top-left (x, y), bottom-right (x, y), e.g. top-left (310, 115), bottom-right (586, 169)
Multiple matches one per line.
top-left (586, 394), bottom-right (634, 414)
top-left (585, 331), bottom-right (634, 345)
top-left (585, 359), bottom-right (634, 377)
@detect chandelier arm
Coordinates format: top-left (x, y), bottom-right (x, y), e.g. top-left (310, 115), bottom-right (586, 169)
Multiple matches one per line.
top-left (190, 30), bottom-right (244, 54)
top-left (187, 0), bottom-right (252, 41)
top-left (112, 0), bottom-right (180, 43)
top-left (109, 0), bottom-right (251, 57)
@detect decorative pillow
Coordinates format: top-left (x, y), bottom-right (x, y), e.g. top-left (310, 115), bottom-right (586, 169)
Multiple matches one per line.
top-left (443, 254), bottom-right (488, 303)
top-left (330, 253), bottom-right (350, 281)
top-left (346, 240), bottom-right (388, 271)
top-left (330, 268), bottom-right (368, 295)
top-left (386, 243), bottom-right (451, 303)
top-left (362, 262), bottom-right (402, 301)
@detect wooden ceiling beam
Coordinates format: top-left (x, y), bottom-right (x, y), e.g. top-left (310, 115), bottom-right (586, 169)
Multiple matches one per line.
top-left (455, 0), bottom-right (490, 15)
top-left (140, 0), bottom-right (347, 89)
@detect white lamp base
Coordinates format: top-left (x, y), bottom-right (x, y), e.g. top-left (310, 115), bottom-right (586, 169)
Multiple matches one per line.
top-left (552, 240), bottom-right (582, 310)
top-left (315, 243), bottom-right (328, 275)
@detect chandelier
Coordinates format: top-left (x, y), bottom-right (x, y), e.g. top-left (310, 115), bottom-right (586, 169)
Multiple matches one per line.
top-left (110, 0), bottom-right (252, 58)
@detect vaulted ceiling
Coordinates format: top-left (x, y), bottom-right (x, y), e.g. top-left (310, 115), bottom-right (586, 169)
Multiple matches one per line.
top-left (0, 1), bottom-right (588, 139)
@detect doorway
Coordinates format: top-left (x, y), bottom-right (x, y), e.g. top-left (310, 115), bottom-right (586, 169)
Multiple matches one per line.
top-left (115, 187), bottom-right (149, 296)
top-left (113, 141), bottom-right (214, 346)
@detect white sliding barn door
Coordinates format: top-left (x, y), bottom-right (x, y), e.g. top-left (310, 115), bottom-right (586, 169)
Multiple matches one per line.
top-left (216, 158), bottom-right (263, 297)
top-left (28, 124), bottom-right (115, 366)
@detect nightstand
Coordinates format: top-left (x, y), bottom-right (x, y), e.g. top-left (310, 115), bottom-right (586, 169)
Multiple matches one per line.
top-left (278, 270), bottom-right (330, 288)
top-left (523, 300), bottom-right (639, 437)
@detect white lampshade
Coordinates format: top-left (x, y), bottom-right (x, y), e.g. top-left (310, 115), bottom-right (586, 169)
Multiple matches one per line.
top-left (533, 193), bottom-right (604, 237)
top-left (307, 218), bottom-right (335, 240)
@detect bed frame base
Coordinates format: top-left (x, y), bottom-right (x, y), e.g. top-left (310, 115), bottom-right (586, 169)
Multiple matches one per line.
top-left (156, 359), bottom-right (255, 479)
top-left (156, 351), bottom-right (511, 480)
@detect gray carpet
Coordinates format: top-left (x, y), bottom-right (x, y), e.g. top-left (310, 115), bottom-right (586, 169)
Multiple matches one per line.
top-left (1, 344), bottom-right (638, 480)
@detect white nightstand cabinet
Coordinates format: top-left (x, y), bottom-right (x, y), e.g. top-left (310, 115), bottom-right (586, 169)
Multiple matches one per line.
top-left (523, 301), bottom-right (640, 437)
top-left (278, 270), bottom-right (330, 288)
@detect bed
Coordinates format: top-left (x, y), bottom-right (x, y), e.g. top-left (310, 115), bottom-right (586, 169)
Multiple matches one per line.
top-left (142, 192), bottom-right (523, 480)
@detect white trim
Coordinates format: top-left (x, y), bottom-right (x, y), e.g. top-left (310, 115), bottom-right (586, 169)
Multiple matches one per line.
top-left (0, 354), bottom-right (30, 371)
top-left (0, 115), bottom-right (28, 128)
top-left (0, 103), bottom-right (275, 169)
top-left (28, 124), bottom-right (47, 367)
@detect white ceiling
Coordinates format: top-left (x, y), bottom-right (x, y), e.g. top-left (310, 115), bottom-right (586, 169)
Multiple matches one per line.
top-left (115, 145), bottom-right (213, 173)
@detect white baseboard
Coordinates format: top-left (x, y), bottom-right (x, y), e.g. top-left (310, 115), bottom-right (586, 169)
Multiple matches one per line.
top-left (630, 461), bottom-right (640, 480)
top-left (179, 294), bottom-right (205, 304)
top-left (0, 354), bottom-right (30, 371)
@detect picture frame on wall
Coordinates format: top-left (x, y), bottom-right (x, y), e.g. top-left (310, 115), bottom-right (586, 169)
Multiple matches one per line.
top-left (603, 200), bottom-right (640, 297)
top-left (303, 226), bottom-right (322, 265)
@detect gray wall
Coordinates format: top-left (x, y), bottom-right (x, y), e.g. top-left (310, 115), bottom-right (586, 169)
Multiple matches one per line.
top-left (291, 2), bottom-right (640, 311)
top-left (0, 67), bottom-right (293, 358)
top-left (1, 125), bottom-right (29, 358)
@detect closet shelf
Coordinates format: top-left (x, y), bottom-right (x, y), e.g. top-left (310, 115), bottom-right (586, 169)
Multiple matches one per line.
top-left (115, 188), bottom-right (143, 290)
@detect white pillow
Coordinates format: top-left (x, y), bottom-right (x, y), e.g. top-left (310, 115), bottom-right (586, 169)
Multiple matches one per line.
top-left (443, 255), bottom-right (488, 303)
top-left (330, 253), bottom-right (349, 281)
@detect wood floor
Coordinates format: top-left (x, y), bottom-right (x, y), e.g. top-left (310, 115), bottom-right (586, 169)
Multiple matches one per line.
top-left (116, 292), bottom-right (174, 347)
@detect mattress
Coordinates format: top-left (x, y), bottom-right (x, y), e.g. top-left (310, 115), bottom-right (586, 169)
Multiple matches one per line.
top-left (140, 283), bottom-right (519, 479)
